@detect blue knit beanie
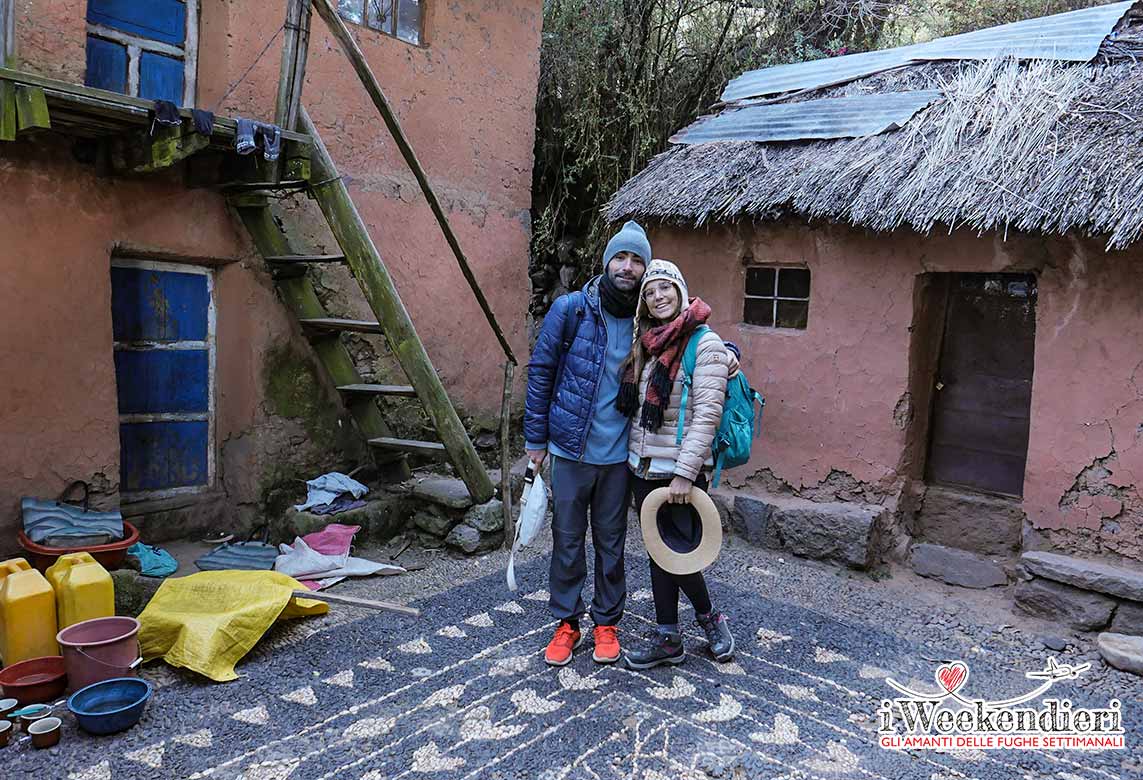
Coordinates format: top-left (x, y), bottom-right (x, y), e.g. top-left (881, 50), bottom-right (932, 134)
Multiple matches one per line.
top-left (603, 221), bottom-right (651, 266)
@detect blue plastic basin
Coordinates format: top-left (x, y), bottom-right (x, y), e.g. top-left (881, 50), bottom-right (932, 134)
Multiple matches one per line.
top-left (67, 677), bottom-right (152, 735)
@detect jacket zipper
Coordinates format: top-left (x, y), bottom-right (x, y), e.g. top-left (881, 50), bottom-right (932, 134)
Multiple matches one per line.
top-left (577, 295), bottom-right (607, 462)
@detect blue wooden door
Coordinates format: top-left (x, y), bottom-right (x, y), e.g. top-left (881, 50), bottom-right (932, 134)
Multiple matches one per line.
top-left (111, 263), bottom-right (212, 494)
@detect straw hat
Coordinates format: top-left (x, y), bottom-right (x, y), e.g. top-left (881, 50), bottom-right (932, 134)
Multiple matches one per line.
top-left (639, 487), bottom-right (722, 575)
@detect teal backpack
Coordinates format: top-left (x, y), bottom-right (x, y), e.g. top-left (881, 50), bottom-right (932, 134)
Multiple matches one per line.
top-left (676, 326), bottom-right (764, 487)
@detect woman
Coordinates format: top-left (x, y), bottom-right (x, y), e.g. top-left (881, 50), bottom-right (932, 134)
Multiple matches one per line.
top-left (617, 259), bottom-right (736, 668)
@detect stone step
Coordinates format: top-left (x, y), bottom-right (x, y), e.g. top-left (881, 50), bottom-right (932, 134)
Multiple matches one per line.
top-left (1014, 578), bottom-right (1115, 630)
top-left (411, 475), bottom-right (477, 510)
top-left (915, 485), bottom-right (1022, 556)
top-left (910, 543), bottom-right (1008, 589)
top-left (1096, 632), bottom-right (1143, 676)
top-left (1021, 551), bottom-right (1143, 602)
top-left (725, 491), bottom-right (885, 571)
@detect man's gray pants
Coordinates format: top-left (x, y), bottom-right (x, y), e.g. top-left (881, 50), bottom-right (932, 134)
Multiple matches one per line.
top-left (548, 455), bottom-right (630, 627)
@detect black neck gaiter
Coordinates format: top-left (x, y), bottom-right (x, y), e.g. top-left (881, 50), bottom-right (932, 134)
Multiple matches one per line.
top-left (599, 272), bottom-right (639, 318)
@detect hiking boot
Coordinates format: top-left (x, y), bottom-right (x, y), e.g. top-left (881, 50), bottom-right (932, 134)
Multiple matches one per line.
top-left (592, 625), bottom-right (621, 664)
top-left (696, 611), bottom-right (735, 661)
top-left (624, 632), bottom-right (685, 670)
top-left (544, 621), bottom-right (583, 666)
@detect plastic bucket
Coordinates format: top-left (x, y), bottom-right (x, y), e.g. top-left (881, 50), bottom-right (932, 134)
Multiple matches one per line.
top-left (56, 617), bottom-right (141, 692)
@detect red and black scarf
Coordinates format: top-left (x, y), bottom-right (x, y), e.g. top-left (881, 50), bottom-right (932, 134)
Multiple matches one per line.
top-left (617, 298), bottom-right (711, 431)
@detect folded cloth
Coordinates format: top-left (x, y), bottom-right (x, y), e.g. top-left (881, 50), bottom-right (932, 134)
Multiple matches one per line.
top-left (127, 542), bottom-right (178, 578)
top-left (235, 117), bottom-right (257, 155)
top-left (310, 497), bottom-right (367, 516)
top-left (152, 99), bottom-right (181, 128)
top-left (294, 473), bottom-right (369, 512)
top-left (191, 108), bottom-right (214, 135)
top-left (21, 496), bottom-right (124, 545)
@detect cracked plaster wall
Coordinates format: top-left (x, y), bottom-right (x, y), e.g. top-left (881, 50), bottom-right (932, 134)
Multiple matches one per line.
top-left (2, 1), bottom-right (543, 543)
top-left (648, 223), bottom-right (1143, 562)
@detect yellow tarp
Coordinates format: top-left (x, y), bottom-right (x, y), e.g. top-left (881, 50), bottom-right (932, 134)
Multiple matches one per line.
top-left (138, 570), bottom-right (328, 682)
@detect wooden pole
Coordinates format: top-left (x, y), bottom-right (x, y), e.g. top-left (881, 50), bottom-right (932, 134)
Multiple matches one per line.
top-left (500, 360), bottom-right (515, 549)
top-left (299, 105), bottom-right (494, 504)
top-left (310, 0), bottom-right (517, 366)
top-left (275, 0), bottom-right (312, 130)
top-left (292, 590), bottom-right (420, 617)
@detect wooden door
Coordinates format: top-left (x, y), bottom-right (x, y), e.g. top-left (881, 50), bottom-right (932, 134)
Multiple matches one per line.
top-left (926, 274), bottom-right (1036, 497)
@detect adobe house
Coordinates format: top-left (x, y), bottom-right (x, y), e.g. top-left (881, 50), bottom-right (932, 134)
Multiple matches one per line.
top-left (607, 3), bottom-right (1143, 597)
top-left (0, 1), bottom-right (541, 543)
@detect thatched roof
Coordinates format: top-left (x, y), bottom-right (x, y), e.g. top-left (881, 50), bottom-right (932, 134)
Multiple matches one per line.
top-left (605, 20), bottom-right (1143, 250)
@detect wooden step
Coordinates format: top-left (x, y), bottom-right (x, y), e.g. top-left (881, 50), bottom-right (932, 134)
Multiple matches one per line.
top-left (368, 437), bottom-right (447, 457)
top-left (338, 383), bottom-right (418, 398)
top-left (265, 254), bottom-right (346, 265)
top-left (219, 179), bottom-right (309, 192)
top-left (299, 317), bottom-right (383, 334)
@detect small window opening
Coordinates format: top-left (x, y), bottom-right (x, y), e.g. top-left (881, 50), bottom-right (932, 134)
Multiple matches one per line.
top-left (743, 267), bottom-right (810, 329)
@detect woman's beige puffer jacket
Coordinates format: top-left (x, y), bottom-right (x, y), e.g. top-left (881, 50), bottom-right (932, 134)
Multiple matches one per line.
top-left (628, 329), bottom-right (729, 481)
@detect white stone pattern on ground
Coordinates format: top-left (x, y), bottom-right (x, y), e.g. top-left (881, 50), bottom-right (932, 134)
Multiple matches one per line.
top-left (322, 670), bottom-right (354, 688)
top-left (523, 589), bottom-right (549, 601)
top-left (750, 713), bottom-right (799, 744)
top-left (359, 655), bottom-right (394, 670)
top-left (437, 625), bottom-right (467, 638)
top-left (464, 611), bottom-right (495, 628)
top-left (231, 704), bottom-right (270, 725)
top-left (693, 693), bottom-right (743, 722)
top-left (495, 601), bottom-right (525, 614)
top-left (756, 627), bottom-right (793, 649)
top-left (646, 675), bottom-right (696, 700)
top-left (397, 637), bottom-right (433, 654)
top-left (125, 743), bottom-right (166, 768)
top-left (814, 646), bottom-right (850, 663)
top-left (173, 729), bottom-right (214, 748)
top-left (281, 686), bottom-right (318, 705)
top-left (165, 596), bottom-right (1079, 780)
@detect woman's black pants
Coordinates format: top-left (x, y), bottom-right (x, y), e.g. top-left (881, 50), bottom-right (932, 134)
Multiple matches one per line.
top-left (631, 472), bottom-right (713, 626)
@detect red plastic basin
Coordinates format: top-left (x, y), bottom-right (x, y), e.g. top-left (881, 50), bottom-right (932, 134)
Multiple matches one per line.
top-left (0, 656), bottom-right (68, 705)
top-left (17, 521), bottom-right (139, 572)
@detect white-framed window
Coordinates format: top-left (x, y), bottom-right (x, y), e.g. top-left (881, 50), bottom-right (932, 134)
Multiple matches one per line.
top-left (338, 0), bottom-right (423, 46)
top-left (84, 0), bottom-right (199, 107)
top-left (743, 266), bottom-right (811, 329)
top-left (110, 259), bottom-right (215, 500)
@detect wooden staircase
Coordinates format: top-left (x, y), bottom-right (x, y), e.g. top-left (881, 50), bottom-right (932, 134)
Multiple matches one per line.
top-left (227, 109), bottom-right (494, 504)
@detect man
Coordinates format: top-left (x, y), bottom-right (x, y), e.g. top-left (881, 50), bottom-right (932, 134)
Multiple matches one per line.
top-left (525, 221), bottom-right (651, 666)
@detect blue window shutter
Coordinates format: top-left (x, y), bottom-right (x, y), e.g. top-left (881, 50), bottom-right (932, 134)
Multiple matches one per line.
top-left (119, 421), bottom-right (209, 491)
top-left (115, 350), bottom-right (209, 414)
top-left (85, 36), bottom-right (127, 94)
top-left (111, 267), bottom-right (209, 342)
top-left (139, 51), bottom-right (184, 104)
top-left (87, 0), bottom-right (187, 46)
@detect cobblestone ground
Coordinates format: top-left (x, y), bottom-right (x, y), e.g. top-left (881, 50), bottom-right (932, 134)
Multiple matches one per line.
top-left (6, 526), bottom-right (1141, 780)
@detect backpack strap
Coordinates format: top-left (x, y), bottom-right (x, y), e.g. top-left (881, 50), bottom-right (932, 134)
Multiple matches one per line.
top-left (675, 325), bottom-right (711, 446)
top-left (561, 291), bottom-right (586, 352)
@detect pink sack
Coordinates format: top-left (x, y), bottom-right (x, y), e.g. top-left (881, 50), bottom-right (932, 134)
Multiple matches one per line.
top-left (301, 523), bottom-right (360, 557)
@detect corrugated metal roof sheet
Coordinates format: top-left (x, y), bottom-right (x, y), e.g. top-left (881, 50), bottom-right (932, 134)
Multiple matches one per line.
top-left (722, 0), bottom-right (1136, 101)
top-left (673, 91), bottom-right (944, 144)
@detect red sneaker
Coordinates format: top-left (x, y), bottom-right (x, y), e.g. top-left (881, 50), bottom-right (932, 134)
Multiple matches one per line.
top-left (592, 625), bottom-right (621, 664)
top-left (544, 621), bottom-right (583, 666)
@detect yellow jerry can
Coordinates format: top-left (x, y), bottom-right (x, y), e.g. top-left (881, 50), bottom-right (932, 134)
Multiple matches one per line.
top-left (46, 552), bottom-right (115, 630)
top-left (0, 558), bottom-right (59, 665)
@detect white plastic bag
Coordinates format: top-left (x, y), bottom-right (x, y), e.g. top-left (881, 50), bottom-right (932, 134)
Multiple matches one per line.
top-left (507, 465), bottom-right (546, 591)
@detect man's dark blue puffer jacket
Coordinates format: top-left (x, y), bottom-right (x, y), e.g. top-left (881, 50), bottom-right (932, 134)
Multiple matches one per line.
top-left (524, 276), bottom-right (608, 460)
